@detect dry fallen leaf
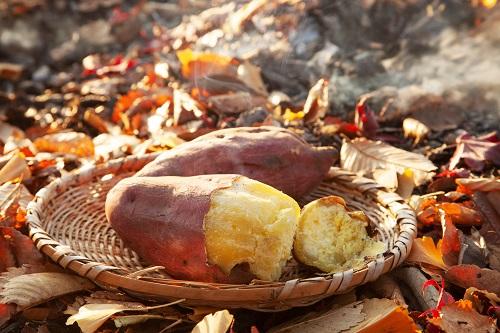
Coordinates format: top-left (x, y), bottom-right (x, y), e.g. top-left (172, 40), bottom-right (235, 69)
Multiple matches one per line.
top-left (177, 48), bottom-right (235, 79)
top-left (303, 78), bottom-right (329, 123)
top-left (0, 182), bottom-right (33, 216)
top-left (372, 168), bottom-right (398, 190)
top-left (0, 153), bottom-right (31, 185)
top-left (67, 299), bottom-right (184, 333)
top-left (472, 191), bottom-right (500, 270)
top-left (464, 287), bottom-right (499, 314)
top-left (0, 272), bottom-right (95, 310)
top-left (340, 138), bottom-right (437, 186)
top-left (349, 298), bottom-right (419, 333)
top-left (448, 132), bottom-right (500, 171)
top-left (428, 300), bottom-right (497, 333)
top-left (440, 210), bottom-right (462, 266)
top-left (403, 118), bottom-right (429, 145)
top-left (445, 265), bottom-right (500, 295)
top-left (406, 236), bottom-right (448, 270)
top-left (270, 302), bottom-right (365, 333)
top-left (34, 132), bottom-right (95, 158)
top-left (191, 309), bottom-right (233, 333)
top-left (67, 303), bottom-right (128, 333)
top-left (237, 60), bottom-right (268, 96)
top-left (93, 133), bottom-right (141, 160)
top-left (113, 314), bottom-right (170, 328)
top-left (456, 178), bottom-right (500, 193)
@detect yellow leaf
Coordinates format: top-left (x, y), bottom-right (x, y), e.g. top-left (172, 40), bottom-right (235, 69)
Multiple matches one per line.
top-left (66, 304), bottom-right (127, 333)
top-left (177, 49), bottom-right (234, 79)
top-left (192, 310), bottom-right (233, 333)
top-left (407, 236), bottom-right (448, 270)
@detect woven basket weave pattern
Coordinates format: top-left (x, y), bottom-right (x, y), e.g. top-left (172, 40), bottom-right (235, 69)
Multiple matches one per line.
top-left (27, 154), bottom-right (417, 310)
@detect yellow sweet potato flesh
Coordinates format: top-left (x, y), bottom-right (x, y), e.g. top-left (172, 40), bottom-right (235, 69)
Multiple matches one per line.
top-left (294, 196), bottom-right (386, 273)
top-left (204, 178), bottom-right (300, 281)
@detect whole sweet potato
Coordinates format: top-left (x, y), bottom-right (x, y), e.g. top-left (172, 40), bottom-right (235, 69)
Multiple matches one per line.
top-left (135, 126), bottom-right (336, 199)
top-left (105, 174), bottom-right (300, 283)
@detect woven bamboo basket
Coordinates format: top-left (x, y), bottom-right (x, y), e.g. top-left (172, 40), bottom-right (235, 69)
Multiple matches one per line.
top-left (27, 153), bottom-right (417, 311)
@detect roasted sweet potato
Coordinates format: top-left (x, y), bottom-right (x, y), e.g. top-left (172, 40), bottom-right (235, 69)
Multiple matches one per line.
top-left (293, 196), bottom-right (386, 273)
top-left (105, 174), bottom-right (300, 283)
top-left (135, 126), bottom-right (336, 199)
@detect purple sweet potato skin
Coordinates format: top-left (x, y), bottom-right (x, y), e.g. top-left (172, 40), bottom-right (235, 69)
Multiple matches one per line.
top-left (105, 174), bottom-right (253, 283)
top-left (135, 126), bottom-right (336, 199)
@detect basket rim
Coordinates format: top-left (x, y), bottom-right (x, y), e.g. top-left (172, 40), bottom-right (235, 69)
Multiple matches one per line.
top-left (26, 153), bottom-right (417, 310)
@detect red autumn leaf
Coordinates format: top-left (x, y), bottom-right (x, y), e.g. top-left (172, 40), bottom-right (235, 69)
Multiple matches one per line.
top-left (448, 132), bottom-right (500, 171)
top-left (445, 264), bottom-right (500, 295)
top-left (354, 99), bottom-right (379, 138)
top-left (0, 233), bottom-right (16, 272)
top-left (417, 202), bottom-right (483, 227)
top-left (0, 303), bottom-right (15, 327)
top-left (0, 227), bottom-right (44, 268)
top-left (439, 210), bottom-right (462, 266)
top-left (420, 277), bottom-right (455, 318)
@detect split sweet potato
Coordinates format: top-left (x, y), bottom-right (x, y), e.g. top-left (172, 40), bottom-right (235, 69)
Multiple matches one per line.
top-left (135, 126), bottom-right (336, 199)
top-left (105, 174), bottom-right (300, 283)
top-left (294, 196), bottom-right (386, 273)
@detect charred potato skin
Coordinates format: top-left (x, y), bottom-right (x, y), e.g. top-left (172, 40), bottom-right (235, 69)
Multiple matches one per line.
top-left (135, 126), bottom-right (336, 199)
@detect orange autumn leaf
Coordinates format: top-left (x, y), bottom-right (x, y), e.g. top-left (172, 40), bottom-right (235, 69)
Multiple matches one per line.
top-left (177, 48), bottom-right (237, 79)
top-left (112, 90), bottom-right (144, 123)
top-left (440, 210), bottom-right (462, 266)
top-left (428, 299), bottom-right (497, 333)
top-left (355, 299), bottom-right (420, 333)
top-left (33, 132), bottom-right (94, 158)
top-left (407, 236), bottom-right (448, 270)
top-left (418, 202), bottom-right (483, 227)
top-left (439, 202), bottom-right (483, 227)
top-left (445, 265), bottom-right (500, 295)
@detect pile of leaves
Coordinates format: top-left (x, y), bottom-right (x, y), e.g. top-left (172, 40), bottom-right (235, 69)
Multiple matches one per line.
top-left (0, 0), bottom-right (499, 332)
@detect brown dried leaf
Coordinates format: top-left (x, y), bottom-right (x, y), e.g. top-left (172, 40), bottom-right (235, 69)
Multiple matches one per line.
top-left (93, 134), bottom-right (141, 160)
top-left (0, 272), bottom-right (95, 310)
top-left (445, 265), bottom-right (500, 295)
top-left (457, 178), bottom-right (500, 192)
top-left (440, 210), bottom-right (462, 266)
top-left (0, 182), bottom-right (33, 212)
top-left (270, 301), bottom-right (365, 333)
top-left (403, 118), bottom-right (429, 145)
top-left (192, 310), bottom-right (233, 333)
top-left (0, 63), bottom-right (23, 81)
top-left (173, 90), bottom-right (205, 126)
top-left (428, 300), bottom-right (496, 333)
top-left (472, 192), bottom-right (500, 270)
top-left (237, 61), bottom-right (268, 96)
top-left (208, 92), bottom-right (267, 115)
top-left (449, 133), bottom-right (500, 171)
top-left (340, 138), bottom-right (437, 186)
top-left (0, 153), bottom-right (31, 185)
top-left (303, 78), bottom-right (329, 123)
top-left (349, 298), bottom-right (419, 333)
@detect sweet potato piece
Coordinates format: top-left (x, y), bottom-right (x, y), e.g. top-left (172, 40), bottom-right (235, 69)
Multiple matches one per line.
top-left (105, 175), bottom-right (300, 283)
top-left (135, 126), bottom-right (336, 199)
top-left (293, 196), bottom-right (386, 273)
